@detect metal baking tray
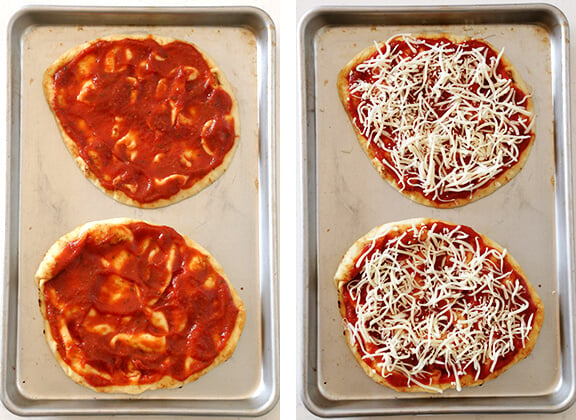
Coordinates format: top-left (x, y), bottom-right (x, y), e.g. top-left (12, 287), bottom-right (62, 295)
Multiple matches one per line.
top-left (299, 4), bottom-right (575, 417)
top-left (2, 6), bottom-right (278, 417)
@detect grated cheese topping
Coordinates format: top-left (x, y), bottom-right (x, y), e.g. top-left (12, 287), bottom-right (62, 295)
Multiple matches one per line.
top-left (347, 34), bottom-right (534, 203)
top-left (344, 222), bottom-right (535, 392)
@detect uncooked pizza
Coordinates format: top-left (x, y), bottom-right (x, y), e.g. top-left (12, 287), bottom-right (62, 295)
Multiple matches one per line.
top-left (334, 218), bottom-right (543, 393)
top-left (337, 34), bottom-right (535, 208)
top-left (43, 35), bottom-right (239, 208)
top-left (35, 218), bottom-right (245, 393)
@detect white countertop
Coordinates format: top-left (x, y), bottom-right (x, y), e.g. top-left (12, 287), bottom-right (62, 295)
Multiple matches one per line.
top-left (2, 0), bottom-right (576, 419)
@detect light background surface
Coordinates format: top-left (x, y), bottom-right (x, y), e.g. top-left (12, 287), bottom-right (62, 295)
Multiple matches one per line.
top-left (315, 19), bottom-right (557, 401)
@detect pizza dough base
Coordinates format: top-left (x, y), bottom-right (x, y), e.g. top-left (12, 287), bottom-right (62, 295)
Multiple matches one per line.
top-left (334, 217), bottom-right (545, 393)
top-left (337, 34), bottom-right (535, 209)
top-left (35, 218), bottom-right (246, 394)
top-left (43, 34), bottom-right (240, 208)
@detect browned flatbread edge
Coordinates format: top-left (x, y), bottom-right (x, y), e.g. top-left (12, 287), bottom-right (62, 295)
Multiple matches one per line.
top-left (43, 34), bottom-right (240, 209)
top-left (334, 217), bottom-right (544, 393)
top-left (35, 217), bottom-right (246, 394)
top-left (336, 34), bottom-right (535, 209)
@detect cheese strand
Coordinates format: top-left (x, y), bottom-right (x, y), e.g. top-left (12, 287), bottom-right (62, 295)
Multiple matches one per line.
top-left (348, 35), bottom-right (533, 202)
top-left (346, 222), bottom-right (534, 392)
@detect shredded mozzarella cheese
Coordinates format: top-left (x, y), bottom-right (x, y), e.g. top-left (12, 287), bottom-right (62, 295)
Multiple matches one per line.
top-left (348, 34), bottom-right (533, 202)
top-left (345, 222), bottom-right (534, 392)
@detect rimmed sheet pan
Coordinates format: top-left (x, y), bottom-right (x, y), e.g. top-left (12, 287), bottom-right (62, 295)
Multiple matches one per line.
top-left (300, 4), bottom-right (574, 416)
top-left (2, 6), bottom-right (278, 417)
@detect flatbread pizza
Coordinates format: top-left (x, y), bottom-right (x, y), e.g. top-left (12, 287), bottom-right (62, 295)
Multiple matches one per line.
top-left (43, 34), bottom-right (239, 208)
top-left (334, 218), bottom-right (544, 393)
top-left (337, 34), bottom-right (535, 208)
top-left (35, 218), bottom-right (245, 393)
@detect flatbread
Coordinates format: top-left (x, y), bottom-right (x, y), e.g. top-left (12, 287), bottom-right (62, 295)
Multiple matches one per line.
top-left (43, 34), bottom-right (240, 208)
top-left (36, 218), bottom-right (245, 394)
top-left (334, 218), bottom-right (544, 393)
top-left (337, 34), bottom-right (535, 208)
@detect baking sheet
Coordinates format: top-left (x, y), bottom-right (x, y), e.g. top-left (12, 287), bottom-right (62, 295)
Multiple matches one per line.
top-left (2, 6), bottom-right (278, 416)
top-left (299, 4), bottom-right (575, 416)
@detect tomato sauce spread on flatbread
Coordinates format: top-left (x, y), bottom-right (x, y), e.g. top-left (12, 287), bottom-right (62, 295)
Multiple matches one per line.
top-left (337, 34), bottom-right (534, 208)
top-left (334, 218), bottom-right (543, 393)
top-left (45, 36), bottom-right (238, 207)
top-left (36, 219), bottom-right (245, 392)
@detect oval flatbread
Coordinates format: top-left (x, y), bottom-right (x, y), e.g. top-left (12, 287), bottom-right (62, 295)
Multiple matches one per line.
top-left (36, 218), bottom-right (245, 394)
top-left (337, 34), bottom-right (535, 208)
top-left (334, 218), bottom-right (544, 393)
top-left (43, 35), bottom-right (239, 208)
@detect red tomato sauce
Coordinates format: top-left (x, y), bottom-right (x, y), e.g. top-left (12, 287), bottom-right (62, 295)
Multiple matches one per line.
top-left (50, 37), bottom-right (236, 205)
top-left (42, 221), bottom-right (240, 388)
top-left (345, 37), bottom-right (532, 204)
top-left (342, 221), bottom-right (537, 387)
